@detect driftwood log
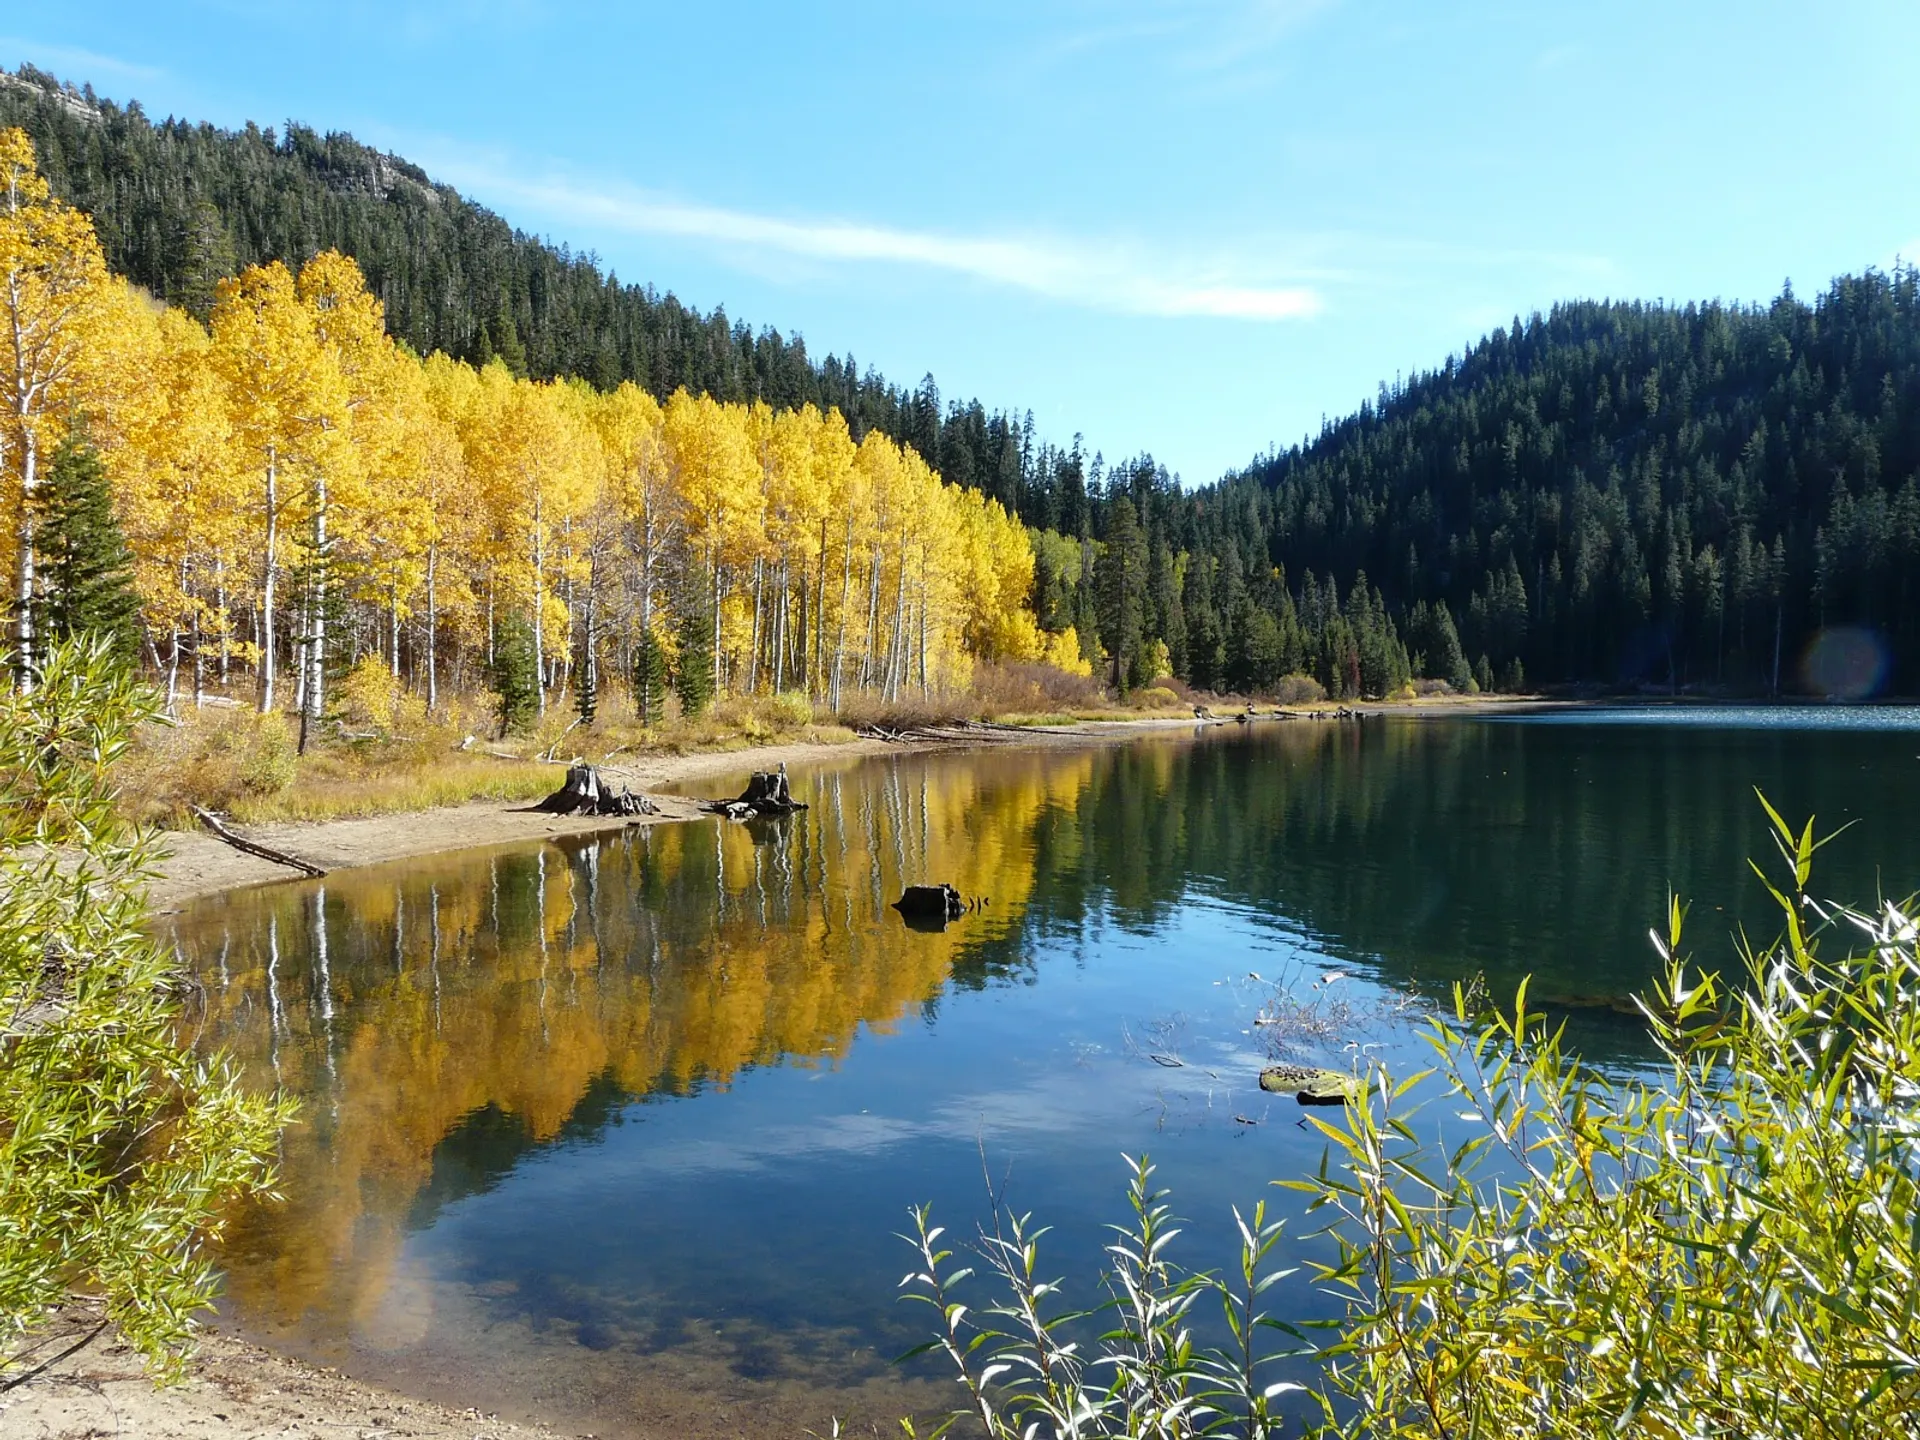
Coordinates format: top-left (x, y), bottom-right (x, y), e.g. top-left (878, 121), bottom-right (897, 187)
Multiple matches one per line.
top-left (191, 806), bottom-right (327, 877)
top-left (533, 763), bottom-right (657, 817)
top-left (701, 769), bottom-right (808, 820)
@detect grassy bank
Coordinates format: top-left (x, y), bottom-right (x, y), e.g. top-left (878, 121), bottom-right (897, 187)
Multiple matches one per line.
top-left (118, 662), bottom-right (1204, 828)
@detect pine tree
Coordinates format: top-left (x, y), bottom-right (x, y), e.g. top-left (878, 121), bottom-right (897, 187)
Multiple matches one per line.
top-left (573, 623), bottom-right (597, 726)
top-left (674, 590), bottom-right (714, 719)
top-left (490, 305), bottom-right (528, 379)
top-left (631, 628), bottom-right (667, 726)
top-left (34, 426), bottom-right (141, 669)
top-left (490, 610), bottom-right (539, 736)
top-left (168, 197), bottom-right (234, 322)
top-left (1095, 497), bottom-right (1148, 692)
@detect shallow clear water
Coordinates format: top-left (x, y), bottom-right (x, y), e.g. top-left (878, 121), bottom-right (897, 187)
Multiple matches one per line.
top-left (163, 713), bottom-right (1920, 1436)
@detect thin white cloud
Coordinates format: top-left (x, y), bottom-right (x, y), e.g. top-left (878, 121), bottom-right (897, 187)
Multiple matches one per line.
top-left (1042, 0), bottom-right (1338, 75)
top-left (0, 38), bottom-right (164, 83)
top-left (429, 160), bottom-right (1322, 323)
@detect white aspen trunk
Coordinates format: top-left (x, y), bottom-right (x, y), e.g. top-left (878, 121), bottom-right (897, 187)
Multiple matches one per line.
top-left (184, 554), bottom-right (203, 708)
top-left (711, 558), bottom-right (725, 699)
top-left (558, 527), bottom-right (574, 701)
top-left (216, 558), bottom-right (230, 685)
top-left (790, 560), bottom-right (803, 693)
top-left (485, 566), bottom-right (495, 670)
top-left (301, 468), bottom-right (329, 752)
top-left (6, 300), bottom-right (39, 690)
top-left (425, 543), bottom-right (438, 712)
top-left (831, 516), bottom-right (853, 711)
top-left (582, 562), bottom-right (598, 714)
top-left (259, 446), bottom-right (279, 712)
top-left (918, 550), bottom-right (929, 697)
top-left (389, 571), bottom-right (401, 680)
top-left (531, 497), bottom-right (546, 713)
top-left (192, 605), bottom-right (205, 707)
top-left (748, 557), bottom-right (764, 693)
top-left (813, 525), bottom-right (828, 697)
top-left (773, 560), bottom-right (789, 693)
top-left (165, 619), bottom-right (181, 715)
top-left (887, 542), bottom-right (909, 701)
top-left (639, 511), bottom-right (656, 635)
top-left (863, 550), bottom-right (882, 689)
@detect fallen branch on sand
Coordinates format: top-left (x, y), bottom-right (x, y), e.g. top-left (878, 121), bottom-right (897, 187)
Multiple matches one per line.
top-left (190, 807), bottom-right (328, 878)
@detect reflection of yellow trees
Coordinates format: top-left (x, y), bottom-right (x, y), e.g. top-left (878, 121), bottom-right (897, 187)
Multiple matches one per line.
top-left (170, 749), bottom-right (1095, 1337)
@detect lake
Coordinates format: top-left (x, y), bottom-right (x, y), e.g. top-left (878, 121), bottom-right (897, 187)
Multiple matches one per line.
top-left (162, 709), bottom-right (1920, 1437)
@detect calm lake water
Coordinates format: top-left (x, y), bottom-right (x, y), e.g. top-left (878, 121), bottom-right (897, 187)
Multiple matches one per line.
top-left (163, 710), bottom-right (1920, 1436)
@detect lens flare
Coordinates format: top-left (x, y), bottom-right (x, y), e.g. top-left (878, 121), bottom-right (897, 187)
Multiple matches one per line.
top-left (1799, 626), bottom-right (1890, 701)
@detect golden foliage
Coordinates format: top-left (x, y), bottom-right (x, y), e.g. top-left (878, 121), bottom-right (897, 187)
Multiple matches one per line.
top-left (3, 130), bottom-right (1061, 717)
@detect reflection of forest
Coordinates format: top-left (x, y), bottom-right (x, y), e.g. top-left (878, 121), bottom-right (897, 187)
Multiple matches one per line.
top-left (170, 721), bottom-right (1920, 1336)
top-left (171, 752), bottom-right (1094, 1332)
top-left (1011, 719), bottom-right (1918, 1005)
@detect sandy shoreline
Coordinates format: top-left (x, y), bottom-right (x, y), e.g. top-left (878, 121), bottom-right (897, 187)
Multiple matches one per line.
top-left (143, 734), bottom-right (916, 914)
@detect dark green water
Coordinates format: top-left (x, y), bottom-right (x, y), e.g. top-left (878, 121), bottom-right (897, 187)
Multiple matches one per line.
top-left (164, 710), bottom-right (1920, 1437)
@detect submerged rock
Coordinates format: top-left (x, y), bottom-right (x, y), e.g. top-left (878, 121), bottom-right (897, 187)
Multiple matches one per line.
top-left (1258, 1063), bottom-right (1362, 1107)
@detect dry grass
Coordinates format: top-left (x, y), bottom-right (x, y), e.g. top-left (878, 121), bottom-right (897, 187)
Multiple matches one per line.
top-left (115, 661), bottom-right (1189, 830)
top-left (118, 683), bottom-right (865, 829)
top-left (118, 700), bottom-right (561, 826)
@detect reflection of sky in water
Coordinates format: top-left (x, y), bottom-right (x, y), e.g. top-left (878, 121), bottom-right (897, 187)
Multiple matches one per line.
top-left (168, 717), bottom-right (1920, 1438)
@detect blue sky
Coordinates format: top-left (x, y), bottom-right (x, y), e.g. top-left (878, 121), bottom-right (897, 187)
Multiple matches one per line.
top-left (7, 1), bottom-right (1920, 484)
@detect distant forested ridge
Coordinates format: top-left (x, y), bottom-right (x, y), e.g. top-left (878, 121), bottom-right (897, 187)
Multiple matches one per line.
top-left (10, 63), bottom-right (1919, 699)
top-left (1200, 277), bottom-right (1920, 694)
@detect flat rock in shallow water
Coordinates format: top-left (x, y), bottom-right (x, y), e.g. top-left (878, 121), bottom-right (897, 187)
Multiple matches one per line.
top-left (1258, 1064), bottom-right (1362, 1107)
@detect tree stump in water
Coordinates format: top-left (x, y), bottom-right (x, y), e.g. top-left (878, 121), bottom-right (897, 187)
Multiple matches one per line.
top-left (702, 770), bottom-right (808, 818)
top-left (893, 884), bottom-right (968, 932)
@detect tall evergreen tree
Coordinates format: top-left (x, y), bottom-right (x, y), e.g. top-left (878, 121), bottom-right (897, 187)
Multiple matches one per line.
top-left (631, 629), bottom-right (667, 727)
top-left (33, 426), bottom-right (140, 669)
top-left (1095, 497), bottom-right (1149, 691)
top-left (673, 583), bottom-right (714, 719)
top-left (490, 611), bottom-right (539, 736)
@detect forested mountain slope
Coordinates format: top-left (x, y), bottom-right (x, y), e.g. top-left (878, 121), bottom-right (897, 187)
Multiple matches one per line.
top-left (1197, 277), bottom-right (1920, 693)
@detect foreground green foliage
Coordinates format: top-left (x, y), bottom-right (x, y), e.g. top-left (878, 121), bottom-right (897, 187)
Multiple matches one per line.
top-left (906, 801), bottom-right (1920, 1437)
top-left (0, 639), bottom-right (292, 1384)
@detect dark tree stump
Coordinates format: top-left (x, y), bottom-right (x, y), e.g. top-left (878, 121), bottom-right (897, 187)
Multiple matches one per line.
top-left (894, 884), bottom-right (967, 931)
top-left (535, 762), bottom-right (603, 815)
top-left (702, 770), bottom-right (808, 817)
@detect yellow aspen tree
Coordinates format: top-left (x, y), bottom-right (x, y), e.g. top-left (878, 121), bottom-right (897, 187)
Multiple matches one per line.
top-left (419, 352), bottom-right (489, 707)
top-left (805, 407), bottom-right (856, 695)
top-left (0, 127), bottom-right (118, 689)
top-left (663, 390), bottom-right (759, 697)
top-left (593, 381), bottom-right (674, 663)
top-left (112, 304), bottom-right (247, 709)
top-left (755, 401), bottom-right (822, 695)
top-left (209, 260), bottom-right (347, 713)
top-left (472, 370), bottom-right (597, 712)
top-left (292, 251), bottom-right (391, 749)
top-left (851, 431), bottom-right (905, 694)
